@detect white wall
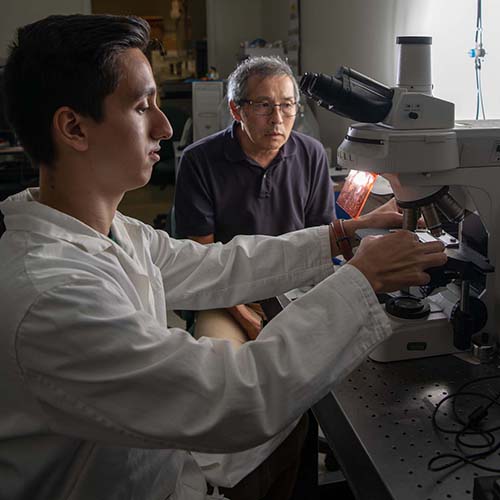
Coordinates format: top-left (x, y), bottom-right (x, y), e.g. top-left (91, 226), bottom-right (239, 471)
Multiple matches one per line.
top-left (206, 0), bottom-right (264, 78)
top-left (206, 0), bottom-right (291, 79)
top-left (262, 0), bottom-right (290, 46)
top-left (301, 0), bottom-right (397, 151)
top-left (394, 0), bottom-right (500, 120)
top-left (1, 0), bottom-right (91, 61)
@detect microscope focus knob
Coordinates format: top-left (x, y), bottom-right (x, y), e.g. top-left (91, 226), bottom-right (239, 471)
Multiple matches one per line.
top-left (450, 297), bottom-right (488, 350)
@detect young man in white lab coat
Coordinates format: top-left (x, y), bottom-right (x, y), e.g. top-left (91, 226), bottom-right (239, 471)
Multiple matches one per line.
top-left (0, 14), bottom-right (446, 500)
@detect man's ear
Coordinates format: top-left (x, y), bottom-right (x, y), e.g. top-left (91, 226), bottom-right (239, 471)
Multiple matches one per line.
top-left (52, 106), bottom-right (89, 153)
top-left (229, 100), bottom-right (242, 122)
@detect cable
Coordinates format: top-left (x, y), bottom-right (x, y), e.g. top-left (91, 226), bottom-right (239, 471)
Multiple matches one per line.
top-left (469, 0), bottom-right (486, 120)
top-left (428, 375), bottom-right (500, 473)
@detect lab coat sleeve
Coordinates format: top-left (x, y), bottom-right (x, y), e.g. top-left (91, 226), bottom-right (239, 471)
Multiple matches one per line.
top-left (16, 262), bottom-right (391, 454)
top-left (147, 224), bottom-right (335, 310)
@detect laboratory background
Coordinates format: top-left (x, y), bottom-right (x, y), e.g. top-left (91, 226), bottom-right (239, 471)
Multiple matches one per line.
top-left (2, 1), bottom-right (500, 499)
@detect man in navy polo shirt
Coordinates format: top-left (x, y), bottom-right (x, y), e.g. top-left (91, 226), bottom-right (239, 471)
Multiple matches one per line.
top-left (175, 58), bottom-right (345, 498)
top-left (174, 57), bottom-right (405, 500)
top-left (174, 56), bottom-right (402, 345)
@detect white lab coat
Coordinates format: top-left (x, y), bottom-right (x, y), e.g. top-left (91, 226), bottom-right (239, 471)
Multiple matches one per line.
top-left (0, 189), bottom-right (391, 500)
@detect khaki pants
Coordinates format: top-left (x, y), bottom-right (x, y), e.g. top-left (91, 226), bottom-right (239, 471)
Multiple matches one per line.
top-left (196, 310), bottom-right (313, 500)
top-left (195, 309), bottom-right (249, 346)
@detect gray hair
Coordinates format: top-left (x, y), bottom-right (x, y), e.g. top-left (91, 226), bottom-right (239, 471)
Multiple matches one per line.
top-left (227, 56), bottom-right (300, 105)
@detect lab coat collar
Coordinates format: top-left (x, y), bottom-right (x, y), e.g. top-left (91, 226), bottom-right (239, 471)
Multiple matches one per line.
top-left (0, 188), bottom-right (132, 256)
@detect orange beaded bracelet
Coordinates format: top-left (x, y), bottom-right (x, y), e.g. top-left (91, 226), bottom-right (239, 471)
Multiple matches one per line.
top-left (330, 219), bottom-right (354, 261)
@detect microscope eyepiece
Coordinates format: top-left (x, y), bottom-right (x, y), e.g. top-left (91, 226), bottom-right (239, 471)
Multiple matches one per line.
top-left (299, 67), bottom-right (394, 123)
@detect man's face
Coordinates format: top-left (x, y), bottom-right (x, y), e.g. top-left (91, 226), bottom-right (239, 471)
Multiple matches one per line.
top-left (231, 75), bottom-right (297, 155)
top-left (85, 48), bottom-right (172, 195)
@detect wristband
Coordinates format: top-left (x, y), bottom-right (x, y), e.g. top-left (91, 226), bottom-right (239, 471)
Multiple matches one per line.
top-left (330, 219), bottom-right (354, 260)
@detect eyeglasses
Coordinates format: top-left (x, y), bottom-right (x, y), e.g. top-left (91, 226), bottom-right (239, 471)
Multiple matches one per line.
top-left (241, 100), bottom-right (299, 117)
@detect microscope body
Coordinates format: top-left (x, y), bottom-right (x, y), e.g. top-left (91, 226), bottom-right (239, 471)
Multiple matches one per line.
top-left (338, 119), bottom-right (500, 361)
top-left (301, 36), bottom-right (500, 361)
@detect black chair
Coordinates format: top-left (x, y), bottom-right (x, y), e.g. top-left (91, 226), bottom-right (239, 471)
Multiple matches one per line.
top-left (0, 212), bottom-right (5, 238)
top-left (153, 206), bottom-right (197, 333)
top-left (149, 104), bottom-right (190, 188)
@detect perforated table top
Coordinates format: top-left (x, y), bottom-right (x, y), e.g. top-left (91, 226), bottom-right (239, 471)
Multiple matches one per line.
top-left (313, 355), bottom-right (500, 500)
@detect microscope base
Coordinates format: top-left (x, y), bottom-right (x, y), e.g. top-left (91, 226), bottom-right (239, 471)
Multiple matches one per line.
top-left (369, 316), bottom-right (462, 362)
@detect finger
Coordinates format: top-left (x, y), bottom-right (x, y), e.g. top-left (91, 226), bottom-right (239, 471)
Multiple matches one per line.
top-left (360, 234), bottom-right (382, 244)
top-left (386, 213), bottom-right (404, 228)
top-left (417, 271), bottom-right (432, 286)
top-left (252, 304), bottom-right (266, 320)
top-left (391, 270), bottom-right (432, 289)
top-left (390, 228), bottom-right (415, 236)
top-left (411, 268), bottom-right (441, 286)
top-left (419, 240), bottom-right (446, 254)
top-left (384, 197), bottom-right (397, 210)
top-left (386, 229), bottom-right (419, 243)
top-left (419, 252), bottom-right (448, 269)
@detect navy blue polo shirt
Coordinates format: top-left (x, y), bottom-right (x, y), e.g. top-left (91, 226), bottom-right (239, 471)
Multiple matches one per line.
top-left (174, 122), bottom-right (335, 243)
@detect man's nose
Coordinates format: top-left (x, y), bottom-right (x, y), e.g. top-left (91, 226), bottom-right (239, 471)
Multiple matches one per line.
top-left (154, 108), bottom-right (173, 141)
top-left (269, 105), bottom-right (284, 123)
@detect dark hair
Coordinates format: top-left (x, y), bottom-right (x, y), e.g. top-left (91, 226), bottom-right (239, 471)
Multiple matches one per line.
top-left (4, 14), bottom-right (150, 166)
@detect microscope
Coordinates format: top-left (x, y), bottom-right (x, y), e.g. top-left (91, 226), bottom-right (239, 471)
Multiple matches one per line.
top-left (300, 37), bottom-right (500, 362)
